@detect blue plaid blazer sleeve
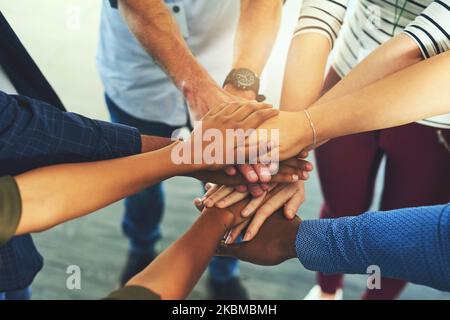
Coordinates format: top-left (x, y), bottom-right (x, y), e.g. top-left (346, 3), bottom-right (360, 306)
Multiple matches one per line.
top-left (0, 91), bottom-right (141, 176)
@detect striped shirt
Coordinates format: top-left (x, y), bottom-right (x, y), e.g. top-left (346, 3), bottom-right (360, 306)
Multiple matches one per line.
top-left (294, 0), bottom-right (450, 129)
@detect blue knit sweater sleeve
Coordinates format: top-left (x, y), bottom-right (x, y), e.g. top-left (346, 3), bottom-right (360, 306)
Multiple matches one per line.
top-left (296, 204), bottom-right (450, 291)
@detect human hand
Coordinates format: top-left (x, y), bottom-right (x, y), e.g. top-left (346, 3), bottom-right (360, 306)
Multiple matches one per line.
top-left (176, 102), bottom-right (279, 171)
top-left (223, 83), bottom-right (257, 102)
top-left (253, 110), bottom-right (315, 161)
top-left (222, 84), bottom-right (272, 196)
top-left (195, 157), bottom-right (311, 208)
top-left (184, 82), bottom-right (238, 120)
top-left (225, 180), bottom-right (305, 243)
top-left (189, 156), bottom-right (311, 187)
top-left (216, 211), bottom-right (301, 266)
top-left (222, 150), bottom-right (309, 197)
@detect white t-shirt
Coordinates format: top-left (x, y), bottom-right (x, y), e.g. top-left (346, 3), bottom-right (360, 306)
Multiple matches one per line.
top-left (295, 0), bottom-right (450, 129)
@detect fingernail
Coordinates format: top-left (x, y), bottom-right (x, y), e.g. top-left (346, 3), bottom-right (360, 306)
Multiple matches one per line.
top-left (248, 171), bottom-right (258, 181)
top-left (292, 174), bottom-right (299, 181)
top-left (243, 231), bottom-right (252, 241)
top-left (306, 163), bottom-right (313, 171)
top-left (260, 167), bottom-right (271, 178)
top-left (241, 208), bottom-right (250, 217)
top-left (217, 200), bottom-right (225, 208)
top-left (205, 199), bottom-right (213, 207)
top-left (303, 172), bottom-right (309, 180)
top-left (194, 198), bottom-right (201, 205)
top-left (287, 209), bottom-right (294, 217)
top-left (269, 162), bottom-right (279, 173)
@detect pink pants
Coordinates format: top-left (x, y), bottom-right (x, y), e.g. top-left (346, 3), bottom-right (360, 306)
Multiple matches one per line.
top-left (314, 68), bottom-right (450, 300)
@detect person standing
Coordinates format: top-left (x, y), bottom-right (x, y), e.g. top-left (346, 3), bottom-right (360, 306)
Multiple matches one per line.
top-left (280, 0), bottom-right (450, 299)
top-left (97, 0), bottom-right (284, 299)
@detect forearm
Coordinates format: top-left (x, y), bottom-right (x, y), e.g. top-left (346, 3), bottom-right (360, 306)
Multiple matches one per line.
top-left (317, 33), bottom-right (423, 105)
top-left (127, 210), bottom-right (228, 299)
top-left (280, 33), bottom-right (331, 111)
top-left (308, 51), bottom-right (450, 142)
top-left (296, 204), bottom-right (450, 291)
top-left (117, 0), bottom-right (217, 95)
top-left (126, 198), bottom-right (252, 299)
top-left (15, 143), bottom-right (189, 234)
top-left (140, 135), bottom-right (172, 153)
top-left (233, 0), bottom-right (283, 75)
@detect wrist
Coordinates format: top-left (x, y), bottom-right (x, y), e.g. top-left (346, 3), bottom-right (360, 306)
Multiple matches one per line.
top-left (164, 141), bottom-right (200, 176)
top-left (202, 206), bottom-right (234, 232)
top-left (140, 135), bottom-right (173, 153)
top-left (306, 105), bottom-right (327, 143)
top-left (293, 110), bottom-right (314, 150)
top-left (224, 83), bottom-right (256, 101)
top-left (286, 217), bottom-right (301, 260)
top-left (181, 71), bottom-right (222, 104)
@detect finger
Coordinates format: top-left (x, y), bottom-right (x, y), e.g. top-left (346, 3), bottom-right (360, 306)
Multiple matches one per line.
top-left (224, 165), bottom-right (237, 176)
top-left (232, 102), bottom-right (271, 121)
top-left (269, 162), bottom-right (279, 174)
top-left (234, 185), bottom-right (248, 193)
top-left (202, 183), bottom-right (219, 199)
top-left (253, 164), bottom-right (272, 183)
top-left (248, 183), bottom-right (264, 197)
top-left (220, 101), bottom-right (245, 116)
top-left (283, 187), bottom-right (305, 220)
top-left (204, 185), bottom-right (234, 208)
top-left (241, 192), bottom-right (267, 218)
top-left (281, 158), bottom-right (313, 172)
top-left (245, 185), bottom-right (298, 241)
top-left (271, 173), bottom-right (300, 183)
top-left (216, 190), bottom-right (249, 208)
top-left (298, 150), bottom-right (309, 159)
top-left (260, 183), bottom-right (270, 191)
top-left (240, 108), bottom-right (279, 131)
top-left (227, 220), bottom-right (250, 244)
top-left (207, 102), bottom-right (229, 116)
top-left (301, 171), bottom-right (310, 180)
top-left (237, 164), bottom-right (259, 183)
top-left (193, 198), bottom-right (204, 212)
top-left (217, 242), bottom-right (244, 259)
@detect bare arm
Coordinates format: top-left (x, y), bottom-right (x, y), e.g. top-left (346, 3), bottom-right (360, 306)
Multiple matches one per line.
top-left (224, 0), bottom-right (283, 100)
top-left (126, 206), bottom-right (238, 299)
top-left (257, 50), bottom-right (450, 160)
top-left (126, 185), bottom-right (283, 299)
top-left (13, 103), bottom-right (278, 235)
top-left (317, 34), bottom-right (423, 105)
top-left (280, 0), bottom-right (349, 110)
top-left (15, 143), bottom-right (186, 235)
top-left (117, 0), bottom-right (231, 119)
top-left (309, 50), bottom-right (450, 143)
top-left (280, 33), bottom-right (331, 110)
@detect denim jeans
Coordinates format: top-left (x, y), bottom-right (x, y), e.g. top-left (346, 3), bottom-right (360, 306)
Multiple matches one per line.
top-left (0, 287), bottom-right (31, 300)
top-left (105, 95), bottom-right (239, 281)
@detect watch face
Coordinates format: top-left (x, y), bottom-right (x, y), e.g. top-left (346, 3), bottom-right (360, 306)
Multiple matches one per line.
top-left (235, 69), bottom-right (256, 89)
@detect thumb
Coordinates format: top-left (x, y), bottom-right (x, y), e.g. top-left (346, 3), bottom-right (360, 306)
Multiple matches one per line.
top-left (216, 242), bottom-right (243, 259)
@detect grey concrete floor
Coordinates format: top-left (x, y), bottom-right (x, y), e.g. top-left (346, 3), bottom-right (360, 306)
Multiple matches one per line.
top-left (2, 1), bottom-right (449, 300)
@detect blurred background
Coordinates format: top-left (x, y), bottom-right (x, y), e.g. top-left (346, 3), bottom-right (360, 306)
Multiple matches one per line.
top-left (1, 0), bottom-right (449, 300)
